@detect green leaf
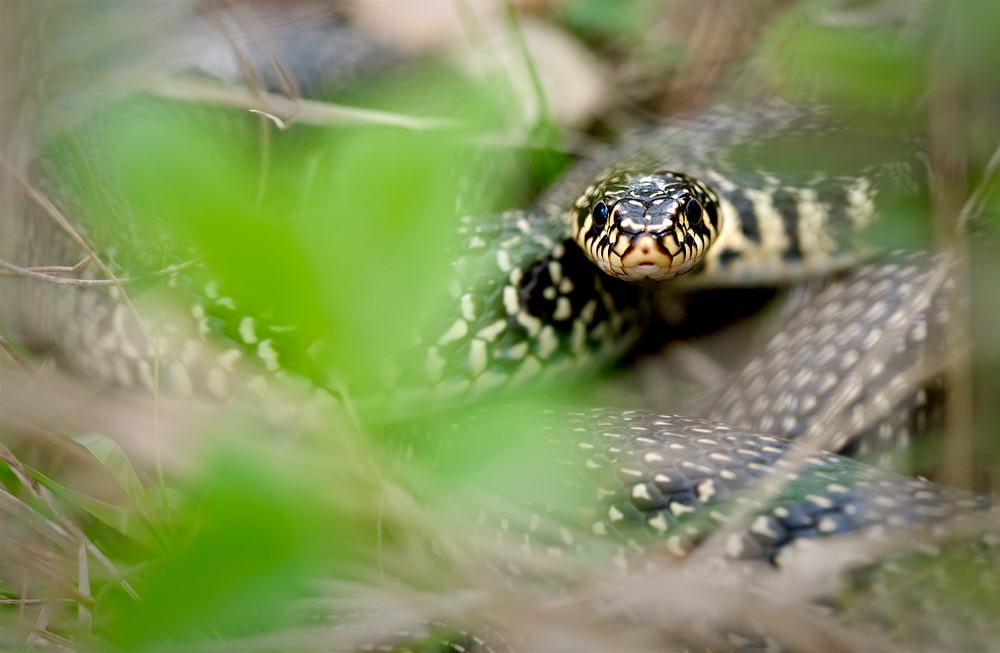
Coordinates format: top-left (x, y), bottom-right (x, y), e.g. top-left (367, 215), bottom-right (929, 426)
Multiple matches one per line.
top-left (105, 68), bottom-right (512, 408)
top-left (144, 486), bottom-right (188, 513)
top-left (68, 432), bottom-right (152, 519)
top-left (33, 469), bottom-right (157, 548)
top-left (564, 0), bottom-right (662, 42)
top-left (762, 21), bottom-right (925, 109)
top-left (103, 434), bottom-right (355, 649)
top-left (401, 390), bottom-right (592, 512)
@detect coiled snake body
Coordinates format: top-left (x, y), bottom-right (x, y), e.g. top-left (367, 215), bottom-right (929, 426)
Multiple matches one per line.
top-left (395, 109), bottom-right (846, 386)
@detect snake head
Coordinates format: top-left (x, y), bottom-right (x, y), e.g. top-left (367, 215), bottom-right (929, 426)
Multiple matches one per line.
top-left (573, 171), bottom-right (721, 281)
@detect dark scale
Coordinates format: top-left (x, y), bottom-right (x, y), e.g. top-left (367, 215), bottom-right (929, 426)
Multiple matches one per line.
top-left (550, 410), bottom-right (994, 562)
top-left (816, 181), bottom-right (853, 237)
top-left (716, 248), bottom-right (743, 268)
top-left (413, 405), bottom-right (997, 619)
top-left (520, 253), bottom-right (560, 322)
top-left (722, 188), bottom-right (762, 243)
top-left (770, 188), bottom-right (803, 261)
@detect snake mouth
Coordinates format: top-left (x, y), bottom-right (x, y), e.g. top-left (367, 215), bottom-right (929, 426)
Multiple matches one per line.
top-left (601, 259), bottom-right (696, 282)
top-left (608, 234), bottom-right (699, 281)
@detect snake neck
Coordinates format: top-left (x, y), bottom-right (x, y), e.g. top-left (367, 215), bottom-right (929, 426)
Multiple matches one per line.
top-left (377, 210), bottom-right (650, 416)
top-left (689, 168), bottom-right (884, 285)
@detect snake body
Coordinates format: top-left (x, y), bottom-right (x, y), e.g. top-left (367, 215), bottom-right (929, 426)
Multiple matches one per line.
top-left (398, 404), bottom-right (997, 653)
top-left (379, 104), bottom-right (896, 421)
top-left (5, 102), bottom-right (900, 430)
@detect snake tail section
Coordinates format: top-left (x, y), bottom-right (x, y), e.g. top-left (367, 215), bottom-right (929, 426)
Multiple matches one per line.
top-left (396, 408), bottom-right (998, 653)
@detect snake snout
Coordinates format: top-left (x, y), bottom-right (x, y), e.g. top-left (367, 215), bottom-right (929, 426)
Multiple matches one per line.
top-left (611, 200), bottom-right (650, 235)
top-left (613, 198), bottom-right (679, 234)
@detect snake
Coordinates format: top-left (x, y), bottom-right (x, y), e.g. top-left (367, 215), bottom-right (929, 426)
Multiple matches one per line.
top-left (389, 103), bottom-right (933, 450)
top-left (2, 41), bottom-right (996, 652)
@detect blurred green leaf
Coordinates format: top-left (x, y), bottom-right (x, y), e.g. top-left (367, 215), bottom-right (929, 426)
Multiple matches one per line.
top-left (33, 469), bottom-right (157, 549)
top-left (564, 0), bottom-right (663, 42)
top-left (859, 192), bottom-right (934, 252)
top-left (102, 426), bottom-right (377, 649)
top-left (297, 126), bottom-right (468, 388)
top-left (763, 20), bottom-right (925, 110)
top-left (944, 0), bottom-right (1000, 85)
top-left (144, 486), bottom-right (188, 513)
top-left (400, 391), bottom-right (594, 516)
top-left (68, 432), bottom-right (152, 518)
top-left (102, 68), bottom-right (513, 405)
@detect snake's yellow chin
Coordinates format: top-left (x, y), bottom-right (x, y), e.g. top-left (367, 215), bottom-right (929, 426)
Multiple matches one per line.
top-left (598, 234), bottom-right (698, 282)
top-left (601, 256), bottom-right (699, 282)
top-left (621, 235), bottom-right (673, 269)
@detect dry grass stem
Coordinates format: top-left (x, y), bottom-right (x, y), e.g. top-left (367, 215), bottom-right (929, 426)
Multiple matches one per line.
top-left (0, 256), bottom-right (203, 286)
top-left (149, 78), bottom-right (458, 131)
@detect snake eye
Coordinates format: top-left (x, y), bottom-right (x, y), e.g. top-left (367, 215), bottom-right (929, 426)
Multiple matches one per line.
top-left (684, 198), bottom-right (703, 225)
top-left (592, 201), bottom-right (609, 228)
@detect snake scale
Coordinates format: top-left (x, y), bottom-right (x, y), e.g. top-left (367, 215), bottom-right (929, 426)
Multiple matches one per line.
top-left (1, 11), bottom-right (996, 652)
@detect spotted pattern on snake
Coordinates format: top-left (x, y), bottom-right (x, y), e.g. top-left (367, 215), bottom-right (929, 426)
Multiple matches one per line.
top-left (387, 410), bottom-right (998, 653)
top-left (702, 253), bottom-right (956, 462)
top-left (451, 411), bottom-right (991, 562)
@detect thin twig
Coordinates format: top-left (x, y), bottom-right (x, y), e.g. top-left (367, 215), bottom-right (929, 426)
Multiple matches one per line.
top-left (5, 170), bottom-right (155, 353)
top-left (955, 138), bottom-right (1000, 233)
top-left (224, 0), bottom-right (301, 108)
top-left (376, 444), bottom-right (408, 586)
top-left (77, 543), bottom-right (91, 633)
top-left (249, 109), bottom-right (287, 130)
top-left (0, 334), bottom-right (37, 376)
top-left (16, 257), bottom-right (90, 275)
top-left (502, 2), bottom-right (554, 130)
top-left (0, 489), bottom-right (77, 552)
top-left (149, 78), bottom-right (457, 131)
top-left (24, 602), bottom-right (56, 649)
top-left (152, 270), bottom-right (170, 530)
top-left (0, 256), bottom-right (203, 286)
top-left (925, 23), bottom-right (980, 488)
top-left (24, 622), bottom-right (82, 651)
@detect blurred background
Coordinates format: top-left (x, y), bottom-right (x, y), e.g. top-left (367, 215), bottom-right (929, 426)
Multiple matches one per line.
top-left (1, 0), bottom-right (998, 650)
